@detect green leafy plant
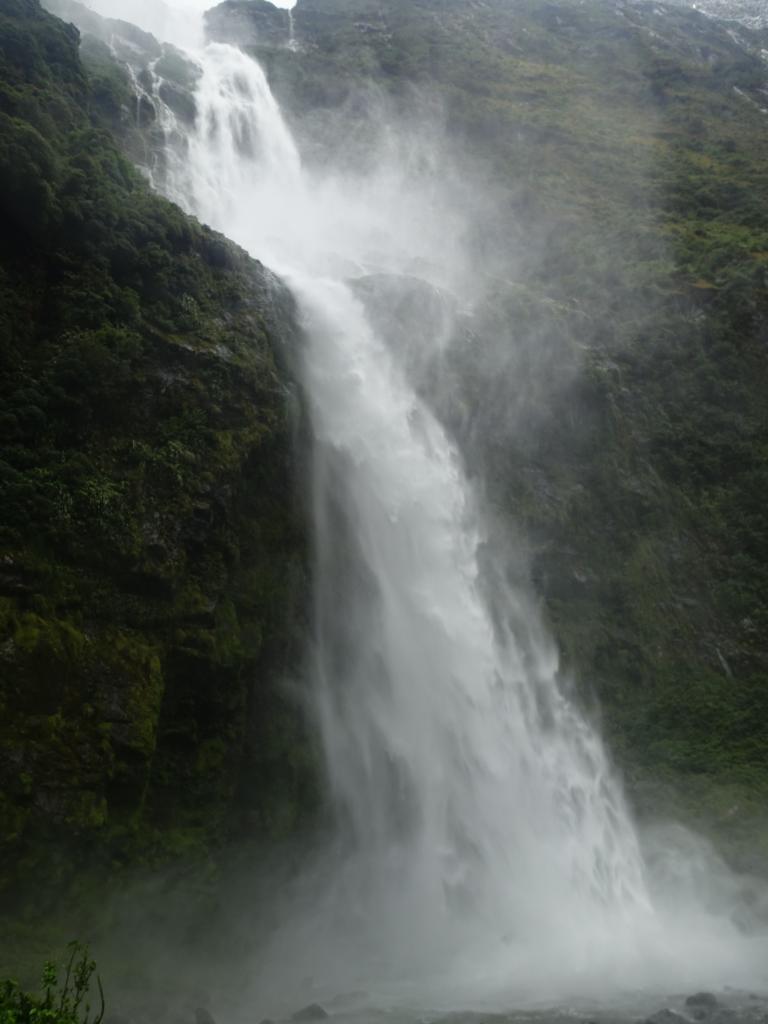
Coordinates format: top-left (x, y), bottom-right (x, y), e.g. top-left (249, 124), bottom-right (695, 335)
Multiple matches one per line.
top-left (0, 944), bottom-right (104, 1024)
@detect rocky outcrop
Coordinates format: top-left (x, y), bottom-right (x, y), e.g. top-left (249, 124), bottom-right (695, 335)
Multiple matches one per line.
top-left (205, 0), bottom-right (291, 49)
top-left (43, 0), bottom-right (202, 176)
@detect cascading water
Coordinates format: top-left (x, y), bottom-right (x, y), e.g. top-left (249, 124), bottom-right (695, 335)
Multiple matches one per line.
top-left (287, 9), bottom-right (298, 50)
top-left (164, 36), bottom-right (650, 966)
top-left (81, 2), bottom-right (768, 1007)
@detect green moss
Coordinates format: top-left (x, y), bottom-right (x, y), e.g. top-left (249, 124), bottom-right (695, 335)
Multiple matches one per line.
top-left (0, 0), bottom-right (316, 910)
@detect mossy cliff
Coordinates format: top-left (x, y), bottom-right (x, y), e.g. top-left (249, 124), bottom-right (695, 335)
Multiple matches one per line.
top-left (3, 0), bottom-right (768, 933)
top-left (0, 0), bottom-right (316, 909)
top-left (211, 0), bottom-right (768, 869)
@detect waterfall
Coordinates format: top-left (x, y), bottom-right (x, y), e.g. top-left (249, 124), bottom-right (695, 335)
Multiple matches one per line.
top-left (156, 38), bottom-right (654, 996)
top-left (95, 8), bottom-right (768, 1006)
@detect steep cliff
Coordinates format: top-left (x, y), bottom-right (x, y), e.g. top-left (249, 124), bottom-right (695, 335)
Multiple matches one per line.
top-left (0, 0), bottom-right (316, 913)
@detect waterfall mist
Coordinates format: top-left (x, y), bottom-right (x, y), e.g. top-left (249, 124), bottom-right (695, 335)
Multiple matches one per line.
top-left (74, 0), bottom-right (296, 49)
top-left (69, 0), bottom-right (768, 1010)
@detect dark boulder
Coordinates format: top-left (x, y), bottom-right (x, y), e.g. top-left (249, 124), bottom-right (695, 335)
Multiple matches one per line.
top-left (646, 1011), bottom-right (688, 1024)
top-left (291, 1006), bottom-right (330, 1022)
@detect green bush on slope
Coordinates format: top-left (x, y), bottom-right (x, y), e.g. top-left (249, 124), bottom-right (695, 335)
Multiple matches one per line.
top-left (0, 946), bottom-right (103, 1024)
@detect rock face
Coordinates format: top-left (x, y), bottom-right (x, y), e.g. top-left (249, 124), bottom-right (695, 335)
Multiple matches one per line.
top-left (42, 0), bottom-right (202, 183)
top-left (351, 274), bottom-right (457, 380)
top-left (646, 1012), bottom-right (689, 1024)
top-left (0, 0), bottom-right (316, 904)
top-left (291, 1005), bottom-right (330, 1022)
top-left (205, 0), bottom-right (291, 48)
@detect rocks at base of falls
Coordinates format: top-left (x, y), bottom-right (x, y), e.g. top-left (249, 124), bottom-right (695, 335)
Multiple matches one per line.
top-left (426, 1003), bottom-right (768, 1024)
top-left (646, 1011), bottom-right (690, 1024)
top-left (642, 995), bottom-right (764, 1024)
top-left (291, 1005), bottom-right (330, 1022)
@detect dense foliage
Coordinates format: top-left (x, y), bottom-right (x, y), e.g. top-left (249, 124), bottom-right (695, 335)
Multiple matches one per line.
top-left (0, 0), bottom-right (316, 921)
top-left (0, 946), bottom-right (103, 1024)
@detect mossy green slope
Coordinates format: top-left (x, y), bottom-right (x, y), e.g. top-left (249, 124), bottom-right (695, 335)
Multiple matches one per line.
top-left (0, 0), bottom-right (316, 906)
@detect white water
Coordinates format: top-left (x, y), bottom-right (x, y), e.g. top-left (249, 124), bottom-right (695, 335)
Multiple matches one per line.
top-left (80, 0), bottom-right (297, 49)
top-left (88, 4), bottom-right (768, 1007)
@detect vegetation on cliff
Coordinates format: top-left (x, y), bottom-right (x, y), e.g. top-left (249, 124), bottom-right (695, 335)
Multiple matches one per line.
top-left (0, 945), bottom-right (103, 1024)
top-left (0, 0), bottom-right (316, 924)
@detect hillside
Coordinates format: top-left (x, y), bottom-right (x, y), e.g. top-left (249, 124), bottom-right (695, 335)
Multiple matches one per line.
top-left (206, 0), bottom-right (768, 868)
top-left (0, 0), bottom-right (316, 926)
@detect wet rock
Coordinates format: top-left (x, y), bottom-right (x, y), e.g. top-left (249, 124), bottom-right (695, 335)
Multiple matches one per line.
top-left (43, 0), bottom-right (162, 57)
top-left (158, 79), bottom-right (197, 124)
top-left (351, 273), bottom-right (458, 391)
top-left (292, 1006), bottom-right (329, 1022)
top-left (686, 996), bottom-right (720, 1012)
top-left (646, 1010), bottom-right (688, 1024)
top-left (352, 274), bottom-right (456, 360)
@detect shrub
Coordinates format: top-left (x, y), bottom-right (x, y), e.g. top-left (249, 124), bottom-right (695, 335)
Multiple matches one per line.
top-left (0, 944), bottom-right (104, 1024)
